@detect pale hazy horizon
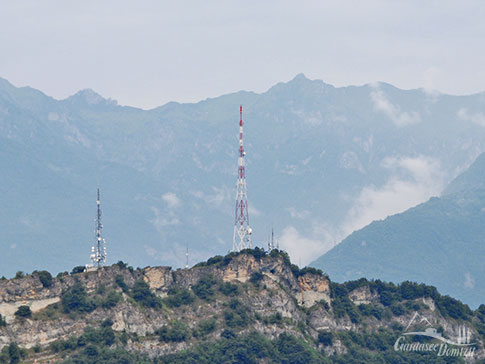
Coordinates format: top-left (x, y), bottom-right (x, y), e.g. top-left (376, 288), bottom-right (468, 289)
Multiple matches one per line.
top-left (1, 1), bottom-right (484, 109)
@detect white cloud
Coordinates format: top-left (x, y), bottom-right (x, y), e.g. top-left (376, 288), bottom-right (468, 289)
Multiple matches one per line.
top-left (457, 108), bottom-right (485, 127)
top-left (370, 89), bottom-right (421, 126)
top-left (278, 226), bottom-right (334, 266)
top-left (248, 205), bottom-right (262, 217)
top-left (149, 206), bottom-right (180, 231)
top-left (286, 207), bottom-right (310, 220)
top-left (162, 192), bottom-right (181, 209)
top-left (342, 155), bottom-right (443, 237)
top-left (192, 186), bottom-right (231, 208)
top-left (464, 272), bottom-right (475, 289)
top-left (340, 151), bottom-right (365, 173)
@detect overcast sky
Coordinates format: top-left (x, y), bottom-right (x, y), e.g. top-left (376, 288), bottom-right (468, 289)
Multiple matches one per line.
top-left (1, 1), bottom-right (484, 109)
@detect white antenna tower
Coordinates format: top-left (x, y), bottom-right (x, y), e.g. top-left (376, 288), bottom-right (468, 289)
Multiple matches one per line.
top-left (268, 228), bottom-right (275, 251)
top-left (233, 105), bottom-right (252, 251)
top-left (89, 188), bottom-right (107, 269)
top-left (185, 246), bottom-right (189, 269)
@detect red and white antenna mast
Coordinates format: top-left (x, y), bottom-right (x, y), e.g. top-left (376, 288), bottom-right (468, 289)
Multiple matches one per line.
top-left (233, 105), bottom-right (252, 251)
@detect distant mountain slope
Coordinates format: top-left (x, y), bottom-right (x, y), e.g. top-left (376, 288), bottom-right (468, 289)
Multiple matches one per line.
top-left (1, 74), bottom-right (485, 277)
top-left (444, 152), bottom-right (485, 195)
top-left (311, 153), bottom-right (485, 308)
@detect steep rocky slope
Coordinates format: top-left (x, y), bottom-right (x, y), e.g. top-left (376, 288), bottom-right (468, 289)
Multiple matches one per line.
top-left (0, 250), bottom-right (484, 363)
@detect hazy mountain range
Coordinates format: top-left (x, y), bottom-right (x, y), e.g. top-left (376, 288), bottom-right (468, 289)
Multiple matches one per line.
top-left (312, 153), bottom-right (485, 308)
top-left (1, 74), bottom-right (485, 286)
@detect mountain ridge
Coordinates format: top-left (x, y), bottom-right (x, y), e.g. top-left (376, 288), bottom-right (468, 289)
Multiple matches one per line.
top-left (1, 74), bottom-right (485, 282)
top-left (4, 74), bottom-right (485, 111)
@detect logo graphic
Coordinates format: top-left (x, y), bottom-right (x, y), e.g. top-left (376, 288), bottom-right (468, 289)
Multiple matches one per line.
top-left (394, 312), bottom-right (476, 358)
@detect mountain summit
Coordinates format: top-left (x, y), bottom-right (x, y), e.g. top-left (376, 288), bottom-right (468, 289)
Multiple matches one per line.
top-left (65, 88), bottom-right (117, 107)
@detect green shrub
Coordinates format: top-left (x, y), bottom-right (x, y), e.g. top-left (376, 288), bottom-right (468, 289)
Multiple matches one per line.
top-left (101, 291), bottom-right (122, 309)
top-left (14, 305), bottom-right (32, 318)
top-left (8, 343), bottom-right (22, 364)
top-left (263, 312), bottom-right (283, 325)
top-left (157, 321), bottom-right (190, 342)
top-left (114, 275), bottom-right (129, 293)
top-left (84, 344), bottom-right (98, 357)
top-left (379, 290), bottom-right (398, 307)
top-left (477, 304), bottom-right (485, 316)
top-left (318, 330), bottom-right (333, 346)
top-left (193, 318), bottom-right (217, 337)
top-left (49, 336), bottom-right (77, 353)
top-left (61, 282), bottom-right (96, 313)
top-left (224, 299), bottom-right (250, 328)
top-left (96, 284), bottom-right (106, 295)
top-left (332, 296), bottom-right (360, 324)
top-left (102, 327), bottom-right (116, 346)
top-left (0, 314), bottom-right (6, 327)
top-left (34, 270), bottom-right (53, 288)
top-left (56, 272), bottom-right (68, 280)
top-left (359, 304), bottom-right (383, 320)
top-left (74, 325), bottom-right (116, 348)
top-left (221, 329), bottom-right (236, 339)
top-left (399, 281), bottom-right (424, 300)
top-left (249, 271), bottom-right (264, 285)
top-left (330, 283), bottom-right (348, 299)
top-left (390, 303), bottom-right (405, 316)
top-left (14, 271), bottom-right (24, 279)
top-left (222, 253), bottom-right (237, 266)
top-left (275, 333), bottom-right (323, 364)
top-left (101, 318), bottom-right (113, 327)
top-left (436, 295), bottom-right (472, 320)
top-left (192, 274), bottom-right (218, 300)
top-left (318, 299), bottom-right (330, 310)
top-left (164, 287), bottom-right (195, 307)
top-left (290, 264), bottom-right (300, 277)
top-left (115, 261), bottom-right (128, 269)
top-left (296, 267), bottom-right (325, 278)
top-left (206, 255), bottom-right (224, 266)
top-left (219, 282), bottom-right (240, 296)
top-left (70, 266), bottom-right (85, 275)
top-left (131, 280), bottom-right (162, 308)
top-left (239, 247), bottom-right (267, 260)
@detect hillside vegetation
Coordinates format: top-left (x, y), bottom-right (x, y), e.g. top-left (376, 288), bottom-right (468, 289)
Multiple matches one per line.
top-left (0, 249), bottom-right (484, 363)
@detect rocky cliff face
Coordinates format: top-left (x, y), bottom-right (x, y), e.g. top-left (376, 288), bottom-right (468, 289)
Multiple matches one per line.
top-left (0, 251), bottom-right (483, 363)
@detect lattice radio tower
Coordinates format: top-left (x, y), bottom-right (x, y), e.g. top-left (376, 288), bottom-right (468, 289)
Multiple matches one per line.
top-left (89, 188), bottom-right (107, 269)
top-left (233, 105), bottom-right (252, 251)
